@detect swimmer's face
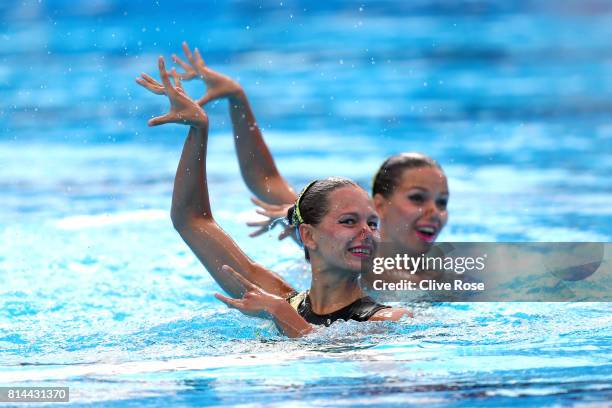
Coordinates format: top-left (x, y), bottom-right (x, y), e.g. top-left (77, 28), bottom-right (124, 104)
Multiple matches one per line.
top-left (375, 166), bottom-right (448, 255)
top-left (302, 186), bottom-right (380, 272)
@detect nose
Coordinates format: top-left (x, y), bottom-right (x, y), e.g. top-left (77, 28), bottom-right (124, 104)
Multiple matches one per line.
top-left (422, 200), bottom-right (441, 223)
top-left (358, 222), bottom-right (378, 242)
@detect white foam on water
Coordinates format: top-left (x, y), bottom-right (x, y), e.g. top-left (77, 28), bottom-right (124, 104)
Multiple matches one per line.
top-left (0, 351), bottom-right (312, 382)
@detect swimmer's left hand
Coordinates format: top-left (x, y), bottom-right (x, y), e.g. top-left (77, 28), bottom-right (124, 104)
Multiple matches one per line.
top-left (214, 265), bottom-right (286, 319)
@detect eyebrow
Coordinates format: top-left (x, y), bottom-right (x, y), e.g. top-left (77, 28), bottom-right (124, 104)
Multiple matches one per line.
top-left (406, 187), bottom-right (449, 196)
top-left (338, 212), bottom-right (378, 219)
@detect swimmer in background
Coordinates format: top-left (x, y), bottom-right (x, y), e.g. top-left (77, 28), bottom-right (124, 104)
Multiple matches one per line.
top-left (139, 56), bottom-right (411, 336)
top-left (136, 42), bottom-right (450, 289)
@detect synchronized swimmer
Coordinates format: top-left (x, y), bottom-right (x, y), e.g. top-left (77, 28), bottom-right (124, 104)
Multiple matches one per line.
top-left (137, 42), bottom-right (449, 336)
top-left (137, 52), bottom-right (411, 337)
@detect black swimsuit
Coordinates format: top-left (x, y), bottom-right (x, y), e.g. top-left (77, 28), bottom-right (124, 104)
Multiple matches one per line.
top-left (287, 291), bottom-right (390, 326)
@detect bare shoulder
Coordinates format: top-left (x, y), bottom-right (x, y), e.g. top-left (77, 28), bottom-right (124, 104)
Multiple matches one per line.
top-left (368, 307), bottom-right (413, 321)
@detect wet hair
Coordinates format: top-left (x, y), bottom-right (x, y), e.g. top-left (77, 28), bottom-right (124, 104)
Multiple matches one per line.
top-left (287, 177), bottom-right (359, 261)
top-left (372, 153), bottom-right (443, 198)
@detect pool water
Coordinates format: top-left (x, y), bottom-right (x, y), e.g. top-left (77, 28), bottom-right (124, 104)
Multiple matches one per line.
top-left (1, 1), bottom-right (611, 406)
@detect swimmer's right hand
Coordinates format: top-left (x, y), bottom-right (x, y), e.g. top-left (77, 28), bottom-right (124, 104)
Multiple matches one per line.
top-left (173, 41), bottom-right (244, 106)
top-left (246, 197), bottom-right (296, 241)
top-left (135, 72), bottom-right (166, 95)
top-left (145, 57), bottom-right (209, 128)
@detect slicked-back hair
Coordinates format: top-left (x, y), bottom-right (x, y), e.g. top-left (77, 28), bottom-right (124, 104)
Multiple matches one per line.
top-left (372, 153), bottom-right (442, 198)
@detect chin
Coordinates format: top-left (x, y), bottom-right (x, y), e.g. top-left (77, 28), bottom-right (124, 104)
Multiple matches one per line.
top-left (420, 242), bottom-right (434, 254)
top-left (406, 239), bottom-right (432, 256)
top-left (344, 257), bottom-right (366, 273)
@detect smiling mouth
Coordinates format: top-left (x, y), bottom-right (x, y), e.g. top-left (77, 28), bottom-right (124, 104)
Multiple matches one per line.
top-left (415, 226), bottom-right (437, 242)
top-left (348, 246), bottom-right (373, 257)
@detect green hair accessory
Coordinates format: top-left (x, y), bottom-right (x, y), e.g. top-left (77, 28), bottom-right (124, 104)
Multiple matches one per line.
top-left (292, 180), bottom-right (317, 226)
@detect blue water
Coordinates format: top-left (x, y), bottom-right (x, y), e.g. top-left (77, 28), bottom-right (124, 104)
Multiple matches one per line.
top-left (1, 1), bottom-right (611, 406)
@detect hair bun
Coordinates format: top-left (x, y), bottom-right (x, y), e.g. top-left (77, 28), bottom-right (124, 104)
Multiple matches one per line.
top-left (286, 205), bottom-right (297, 226)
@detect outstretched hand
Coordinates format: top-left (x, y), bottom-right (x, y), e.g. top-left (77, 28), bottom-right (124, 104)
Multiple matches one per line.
top-left (247, 197), bottom-right (296, 241)
top-left (135, 72), bottom-right (165, 95)
top-left (141, 56), bottom-right (209, 128)
top-left (214, 265), bottom-right (285, 319)
top-left (173, 41), bottom-right (244, 105)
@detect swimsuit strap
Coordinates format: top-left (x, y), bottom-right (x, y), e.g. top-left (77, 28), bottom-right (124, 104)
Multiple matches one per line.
top-left (287, 290), bottom-right (390, 326)
top-left (287, 291), bottom-right (307, 311)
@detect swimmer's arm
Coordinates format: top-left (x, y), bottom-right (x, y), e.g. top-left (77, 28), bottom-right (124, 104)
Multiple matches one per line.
top-left (169, 126), bottom-right (295, 300)
top-left (142, 56), bottom-right (295, 299)
top-left (246, 198), bottom-right (297, 242)
top-left (175, 42), bottom-right (297, 205)
top-left (215, 267), bottom-right (313, 338)
top-left (160, 77), bottom-right (293, 297)
top-left (368, 308), bottom-right (413, 322)
top-left (267, 298), bottom-right (315, 337)
top-left (227, 90), bottom-right (297, 205)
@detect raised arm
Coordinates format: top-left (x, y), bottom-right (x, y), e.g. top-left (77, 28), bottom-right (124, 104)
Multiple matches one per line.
top-left (226, 89), bottom-right (297, 204)
top-left (175, 42), bottom-right (297, 205)
top-left (137, 47), bottom-right (298, 241)
top-left (143, 56), bottom-right (295, 300)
